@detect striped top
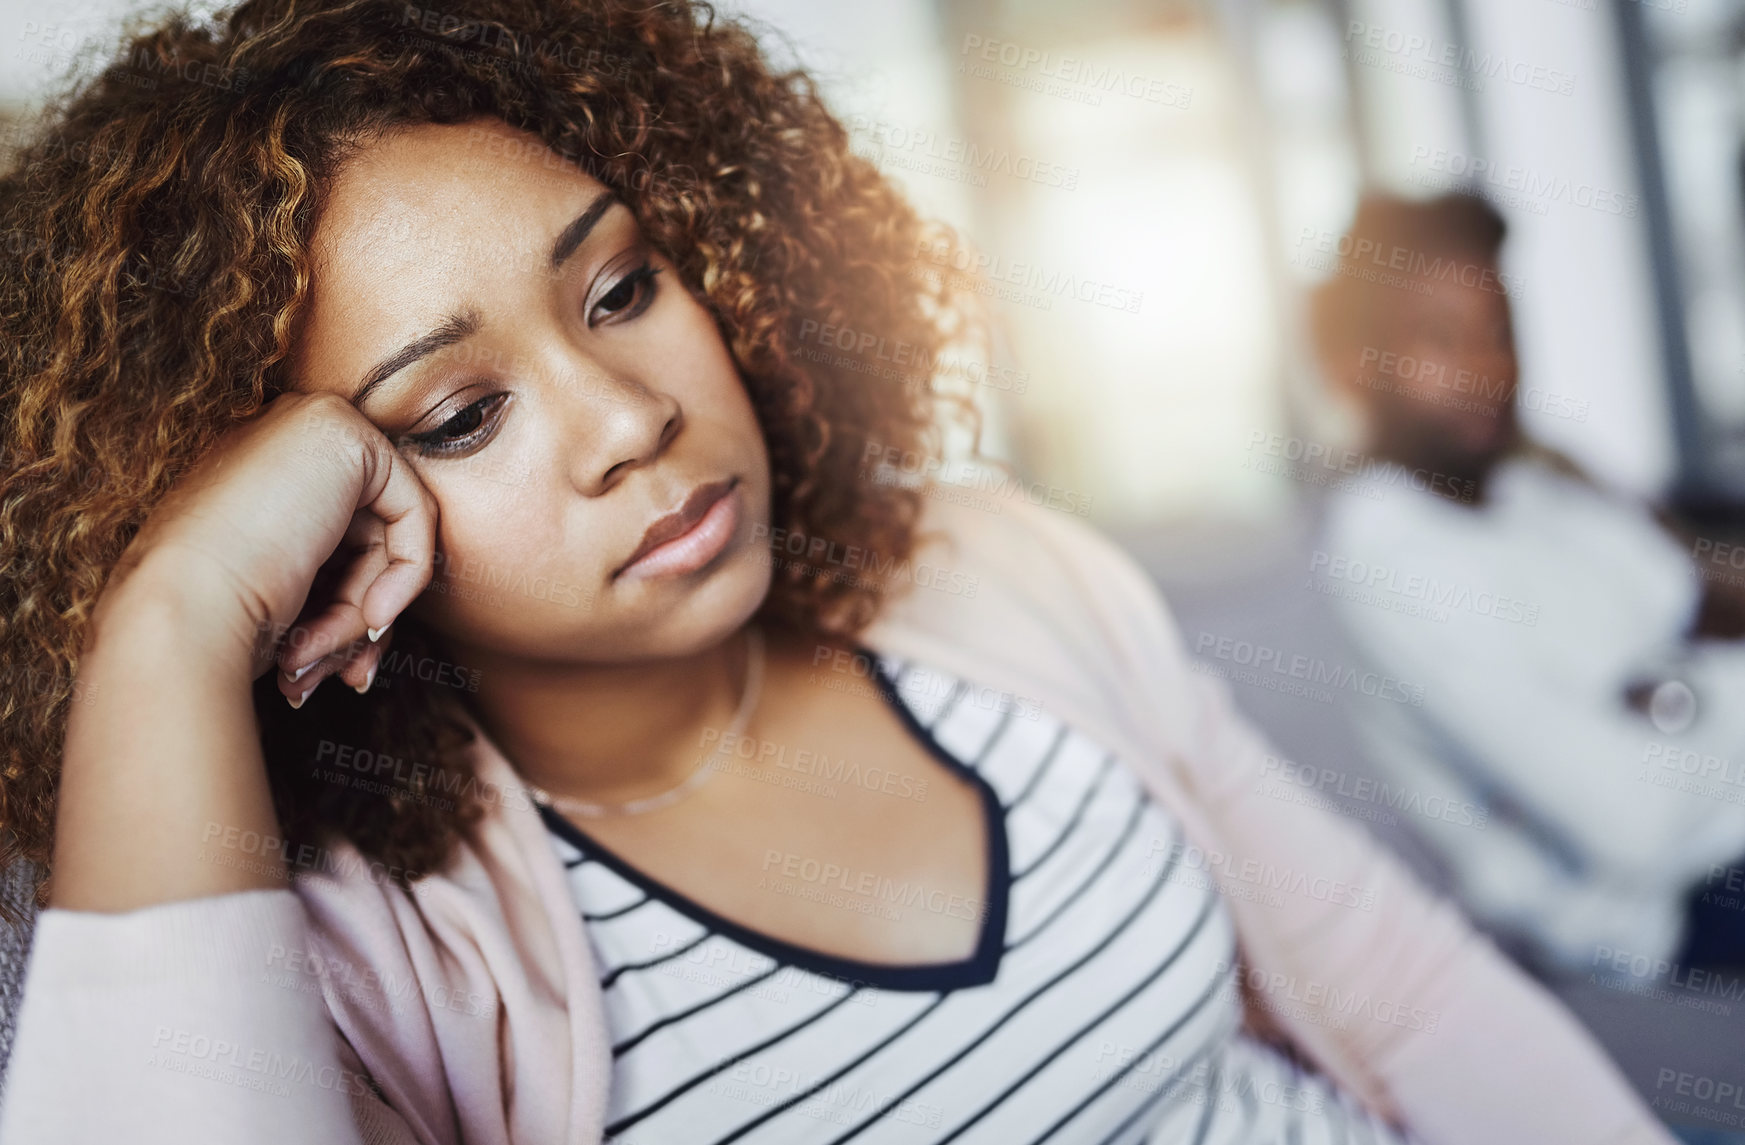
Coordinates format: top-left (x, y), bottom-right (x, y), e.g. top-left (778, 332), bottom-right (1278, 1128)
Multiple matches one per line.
top-left (542, 655), bottom-right (1415, 1145)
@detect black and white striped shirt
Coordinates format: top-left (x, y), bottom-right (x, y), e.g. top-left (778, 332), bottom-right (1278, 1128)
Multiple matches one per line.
top-left (542, 655), bottom-right (1413, 1144)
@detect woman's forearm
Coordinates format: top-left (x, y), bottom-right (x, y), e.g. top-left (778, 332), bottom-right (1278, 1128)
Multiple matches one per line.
top-left (12, 555), bottom-right (400, 1142)
top-left (51, 556), bottom-right (285, 912)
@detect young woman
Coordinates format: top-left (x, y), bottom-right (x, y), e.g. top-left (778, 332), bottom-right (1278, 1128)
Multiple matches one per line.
top-left (0, 0), bottom-right (1672, 1142)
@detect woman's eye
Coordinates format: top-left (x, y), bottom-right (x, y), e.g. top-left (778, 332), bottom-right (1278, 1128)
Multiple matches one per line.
top-left (590, 261), bottom-right (661, 326)
top-left (403, 392), bottom-right (509, 458)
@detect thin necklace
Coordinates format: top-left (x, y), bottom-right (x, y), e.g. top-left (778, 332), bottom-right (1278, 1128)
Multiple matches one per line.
top-left (525, 626), bottom-right (765, 819)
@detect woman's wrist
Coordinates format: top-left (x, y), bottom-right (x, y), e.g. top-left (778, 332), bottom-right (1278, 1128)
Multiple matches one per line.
top-left (54, 554), bottom-right (285, 911)
top-left (86, 547), bottom-right (267, 685)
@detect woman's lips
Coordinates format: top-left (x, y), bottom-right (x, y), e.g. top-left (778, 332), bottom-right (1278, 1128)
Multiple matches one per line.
top-left (614, 478), bottom-right (742, 582)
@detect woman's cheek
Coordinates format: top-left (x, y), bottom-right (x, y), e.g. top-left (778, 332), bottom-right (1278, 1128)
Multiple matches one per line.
top-left (409, 475), bottom-right (596, 627)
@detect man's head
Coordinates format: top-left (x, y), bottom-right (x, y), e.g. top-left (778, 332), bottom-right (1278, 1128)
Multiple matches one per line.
top-left (1309, 192), bottom-right (1520, 486)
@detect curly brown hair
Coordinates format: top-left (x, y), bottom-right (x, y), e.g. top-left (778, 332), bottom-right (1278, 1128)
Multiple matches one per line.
top-left (0, 0), bottom-right (981, 906)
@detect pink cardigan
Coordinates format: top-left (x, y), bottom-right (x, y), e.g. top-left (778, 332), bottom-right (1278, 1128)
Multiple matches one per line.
top-left (0, 493), bottom-right (1674, 1145)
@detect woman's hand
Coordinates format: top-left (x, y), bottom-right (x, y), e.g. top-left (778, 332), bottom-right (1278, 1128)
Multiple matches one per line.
top-left (99, 390), bottom-right (438, 702)
top-left (53, 391), bottom-right (439, 911)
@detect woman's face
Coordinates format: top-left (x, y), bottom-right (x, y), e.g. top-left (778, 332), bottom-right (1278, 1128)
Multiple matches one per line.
top-left (289, 117), bottom-right (773, 663)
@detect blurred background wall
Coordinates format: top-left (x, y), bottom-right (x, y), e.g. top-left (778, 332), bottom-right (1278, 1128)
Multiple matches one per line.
top-left (720, 0), bottom-right (1744, 530)
top-left (6, 0), bottom-right (1738, 524)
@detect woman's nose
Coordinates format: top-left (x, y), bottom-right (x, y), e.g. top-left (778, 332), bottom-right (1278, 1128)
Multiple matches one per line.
top-left (556, 360), bottom-right (683, 496)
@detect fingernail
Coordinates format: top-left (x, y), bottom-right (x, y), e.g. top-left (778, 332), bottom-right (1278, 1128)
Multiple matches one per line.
top-left (288, 684), bottom-right (315, 710)
top-left (368, 626), bottom-right (386, 643)
top-left (284, 661), bottom-right (318, 684)
top-left (354, 665), bottom-right (377, 695)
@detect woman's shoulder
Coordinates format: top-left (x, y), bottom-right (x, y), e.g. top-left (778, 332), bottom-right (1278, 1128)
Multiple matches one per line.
top-left (863, 483), bottom-right (1203, 756)
top-left (892, 479), bottom-right (1178, 633)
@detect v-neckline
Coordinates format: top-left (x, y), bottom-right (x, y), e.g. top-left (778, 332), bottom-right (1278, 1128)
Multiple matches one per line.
top-left (541, 652), bottom-right (1012, 992)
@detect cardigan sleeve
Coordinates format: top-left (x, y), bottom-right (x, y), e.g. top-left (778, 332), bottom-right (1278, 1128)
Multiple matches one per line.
top-left (1177, 665), bottom-right (1674, 1145)
top-left (1014, 501), bottom-right (1676, 1145)
top-left (0, 888), bottom-right (421, 1145)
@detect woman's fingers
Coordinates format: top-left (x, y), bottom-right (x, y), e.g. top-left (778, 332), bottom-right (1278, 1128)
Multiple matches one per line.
top-left (276, 645), bottom-right (345, 707)
top-left (276, 512), bottom-right (388, 679)
top-left (338, 623), bottom-right (391, 695)
top-left (355, 438), bottom-right (437, 638)
top-left (273, 624), bottom-right (392, 708)
top-left (269, 424), bottom-right (435, 708)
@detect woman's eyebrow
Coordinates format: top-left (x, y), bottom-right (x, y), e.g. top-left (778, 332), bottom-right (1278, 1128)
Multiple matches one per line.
top-left (351, 307), bottom-right (482, 409)
top-left (549, 190), bottom-right (620, 270)
top-left (349, 190), bottom-right (623, 409)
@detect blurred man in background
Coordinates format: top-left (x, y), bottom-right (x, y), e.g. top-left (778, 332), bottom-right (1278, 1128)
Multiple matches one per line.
top-left (1308, 191), bottom-right (1745, 976)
